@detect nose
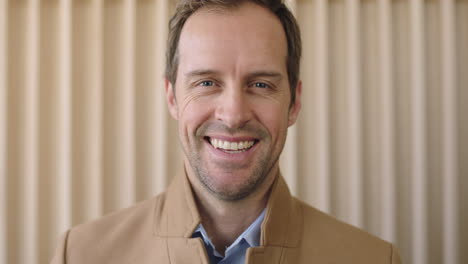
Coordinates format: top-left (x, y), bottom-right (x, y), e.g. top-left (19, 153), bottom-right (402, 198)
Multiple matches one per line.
top-left (215, 86), bottom-right (252, 129)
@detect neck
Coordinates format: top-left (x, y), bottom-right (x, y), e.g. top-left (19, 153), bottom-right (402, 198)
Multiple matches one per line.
top-left (188, 166), bottom-right (278, 255)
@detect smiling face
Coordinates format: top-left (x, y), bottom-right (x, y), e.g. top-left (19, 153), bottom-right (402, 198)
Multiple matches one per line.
top-left (165, 2), bottom-right (301, 201)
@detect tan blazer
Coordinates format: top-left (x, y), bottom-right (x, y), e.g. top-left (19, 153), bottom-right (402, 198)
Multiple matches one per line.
top-left (51, 171), bottom-right (402, 264)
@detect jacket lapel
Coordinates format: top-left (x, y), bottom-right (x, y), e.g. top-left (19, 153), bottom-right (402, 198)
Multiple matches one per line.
top-left (260, 174), bottom-right (302, 248)
top-left (245, 247), bottom-right (283, 263)
top-left (245, 174), bottom-right (303, 264)
top-left (166, 237), bottom-right (209, 264)
top-left (153, 168), bottom-right (208, 263)
top-left (153, 168), bottom-right (201, 238)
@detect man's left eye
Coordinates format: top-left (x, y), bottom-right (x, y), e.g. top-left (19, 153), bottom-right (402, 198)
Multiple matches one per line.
top-left (200, 81), bottom-right (214, 87)
top-left (253, 82), bottom-right (269, 88)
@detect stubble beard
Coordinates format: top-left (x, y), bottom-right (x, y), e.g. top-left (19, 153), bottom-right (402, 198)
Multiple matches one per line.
top-left (184, 122), bottom-right (284, 201)
top-left (190, 147), bottom-right (276, 201)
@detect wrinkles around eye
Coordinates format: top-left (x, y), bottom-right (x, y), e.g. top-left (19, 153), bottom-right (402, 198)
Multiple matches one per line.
top-left (179, 86), bottom-right (219, 114)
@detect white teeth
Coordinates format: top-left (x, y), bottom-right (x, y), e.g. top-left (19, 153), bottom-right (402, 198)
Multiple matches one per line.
top-left (238, 142), bottom-right (244, 149)
top-left (209, 138), bottom-right (255, 151)
top-left (231, 142), bottom-right (238, 151)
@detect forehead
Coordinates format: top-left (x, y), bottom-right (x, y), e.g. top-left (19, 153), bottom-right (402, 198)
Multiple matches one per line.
top-left (177, 2), bottom-right (288, 76)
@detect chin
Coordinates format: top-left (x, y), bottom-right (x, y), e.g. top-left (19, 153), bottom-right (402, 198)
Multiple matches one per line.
top-left (200, 170), bottom-right (266, 201)
top-left (207, 184), bottom-right (256, 201)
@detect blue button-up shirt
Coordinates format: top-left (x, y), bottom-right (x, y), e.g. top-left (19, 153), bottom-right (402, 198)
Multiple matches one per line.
top-left (192, 209), bottom-right (266, 264)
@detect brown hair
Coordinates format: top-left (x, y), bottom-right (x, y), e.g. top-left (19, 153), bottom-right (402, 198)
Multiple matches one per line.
top-left (165, 0), bottom-right (302, 106)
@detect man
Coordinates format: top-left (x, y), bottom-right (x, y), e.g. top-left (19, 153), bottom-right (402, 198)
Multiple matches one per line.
top-left (51, 0), bottom-right (401, 263)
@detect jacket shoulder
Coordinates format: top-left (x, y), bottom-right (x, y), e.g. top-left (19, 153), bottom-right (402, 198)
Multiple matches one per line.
top-left (296, 199), bottom-right (401, 263)
top-left (63, 193), bottom-right (168, 264)
top-left (70, 194), bottom-right (159, 239)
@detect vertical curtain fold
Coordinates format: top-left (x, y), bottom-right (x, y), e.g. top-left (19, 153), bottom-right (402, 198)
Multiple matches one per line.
top-left (440, 1), bottom-right (459, 264)
top-left (135, 0), bottom-right (159, 200)
top-left (71, 0), bottom-right (104, 227)
top-left (455, 1), bottom-right (468, 262)
top-left (56, 0), bottom-right (72, 240)
top-left (4, 0), bottom-right (41, 263)
top-left (377, 0), bottom-right (396, 244)
top-left (409, 0), bottom-right (427, 263)
top-left (37, 0), bottom-right (73, 263)
top-left (345, 0), bottom-right (363, 228)
top-left (281, 0), bottom-right (299, 195)
top-left (154, 0), bottom-right (170, 194)
top-left (0, 0), bottom-right (6, 263)
top-left (328, 0), bottom-right (347, 224)
top-left (102, 0), bottom-right (136, 213)
top-left (313, 0), bottom-right (331, 214)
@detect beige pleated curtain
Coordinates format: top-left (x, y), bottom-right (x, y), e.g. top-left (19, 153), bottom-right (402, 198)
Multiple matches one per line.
top-left (1, 0), bottom-right (467, 264)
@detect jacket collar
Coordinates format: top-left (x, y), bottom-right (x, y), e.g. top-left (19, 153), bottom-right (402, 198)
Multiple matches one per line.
top-left (153, 167), bottom-right (302, 248)
top-left (153, 167), bottom-right (201, 238)
top-left (260, 172), bottom-right (302, 248)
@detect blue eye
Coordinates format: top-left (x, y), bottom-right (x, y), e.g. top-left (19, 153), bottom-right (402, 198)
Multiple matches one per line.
top-left (254, 82), bottom-right (268, 88)
top-left (200, 81), bottom-right (214, 87)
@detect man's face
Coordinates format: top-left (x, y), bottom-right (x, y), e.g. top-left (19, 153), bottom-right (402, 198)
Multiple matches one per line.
top-left (165, 2), bottom-right (301, 201)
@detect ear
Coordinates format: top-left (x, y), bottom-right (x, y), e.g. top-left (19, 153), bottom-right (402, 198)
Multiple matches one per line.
top-left (288, 80), bottom-right (302, 127)
top-left (165, 78), bottom-right (179, 120)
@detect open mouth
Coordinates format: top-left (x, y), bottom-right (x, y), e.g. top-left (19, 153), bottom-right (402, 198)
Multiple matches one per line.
top-left (204, 136), bottom-right (258, 153)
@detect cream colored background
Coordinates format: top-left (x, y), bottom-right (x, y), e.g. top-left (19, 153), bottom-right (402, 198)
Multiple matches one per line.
top-left (0, 0), bottom-right (467, 264)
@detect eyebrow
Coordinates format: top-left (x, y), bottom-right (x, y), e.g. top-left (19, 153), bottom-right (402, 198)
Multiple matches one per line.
top-left (185, 69), bottom-right (221, 79)
top-left (245, 71), bottom-right (283, 81)
top-left (185, 69), bottom-right (283, 81)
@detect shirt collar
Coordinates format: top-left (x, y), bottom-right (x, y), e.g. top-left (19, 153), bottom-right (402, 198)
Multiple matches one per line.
top-left (193, 208), bottom-right (266, 257)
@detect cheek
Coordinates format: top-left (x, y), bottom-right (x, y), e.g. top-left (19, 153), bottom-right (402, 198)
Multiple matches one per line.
top-left (179, 99), bottom-right (213, 133)
top-left (254, 101), bottom-right (289, 137)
